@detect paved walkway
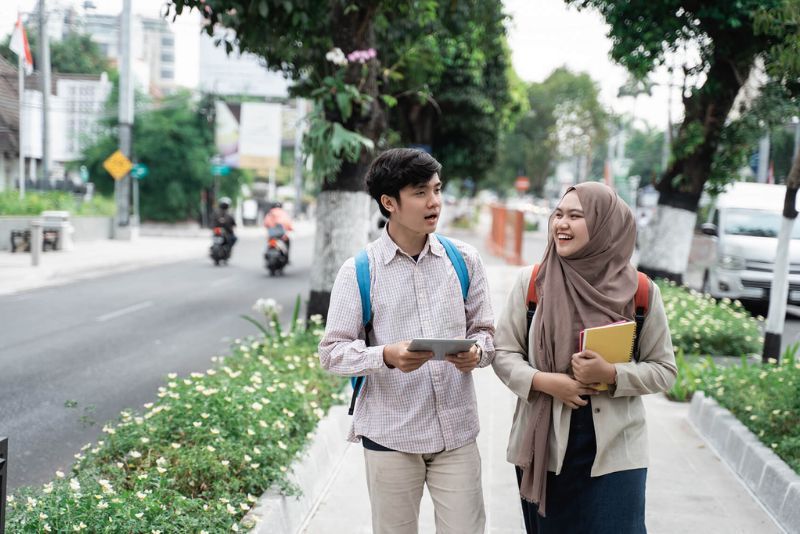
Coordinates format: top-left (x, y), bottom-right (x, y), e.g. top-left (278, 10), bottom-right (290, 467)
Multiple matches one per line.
top-left (303, 224), bottom-right (784, 533)
top-left (0, 221), bottom-right (314, 296)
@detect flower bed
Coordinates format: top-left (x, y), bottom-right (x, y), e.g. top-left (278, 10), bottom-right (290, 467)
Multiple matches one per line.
top-left (657, 280), bottom-right (763, 357)
top-left (6, 305), bottom-right (345, 532)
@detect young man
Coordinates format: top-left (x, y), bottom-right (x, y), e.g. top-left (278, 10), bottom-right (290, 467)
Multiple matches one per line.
top-left (319, 148), bottom-right (495, 534)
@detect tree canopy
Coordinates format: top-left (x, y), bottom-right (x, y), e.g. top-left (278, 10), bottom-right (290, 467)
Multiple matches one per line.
top-left (1, 29), bottom-right (110, 75)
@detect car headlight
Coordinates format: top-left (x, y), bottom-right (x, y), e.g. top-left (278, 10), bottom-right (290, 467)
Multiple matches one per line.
top-left (718, 254), bottom-right (746, 270)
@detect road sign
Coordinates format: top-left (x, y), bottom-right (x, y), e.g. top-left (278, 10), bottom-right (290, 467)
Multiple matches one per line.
top-left (79, 165), bottom-right (89, 183)
top-left (131, 163), bottom-right (149, 180)
top-left (212, 164), bottom-right (231, 176)
top-left (514, 176), bottom-right (530, 192)
top-left (103, 150), bottom-right (133, 181)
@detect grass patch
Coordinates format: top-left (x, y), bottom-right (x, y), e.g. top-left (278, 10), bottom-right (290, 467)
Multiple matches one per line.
top-left (0, 191), bottom-right (115, 217)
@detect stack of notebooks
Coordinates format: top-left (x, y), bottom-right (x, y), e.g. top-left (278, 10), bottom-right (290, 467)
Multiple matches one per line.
top-left (579, 320), bottom-right (636, 391)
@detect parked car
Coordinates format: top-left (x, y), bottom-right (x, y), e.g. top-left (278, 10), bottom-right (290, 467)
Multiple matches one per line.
top-left (700, 182), bottom-right (800, 308)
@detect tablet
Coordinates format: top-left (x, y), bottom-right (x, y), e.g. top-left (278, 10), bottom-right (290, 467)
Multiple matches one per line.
top-left (407, 338), bottom-right (476, 361)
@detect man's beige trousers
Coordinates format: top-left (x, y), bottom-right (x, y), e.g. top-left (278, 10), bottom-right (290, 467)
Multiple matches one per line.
top-left (363, 440), bottom-right (485, 534)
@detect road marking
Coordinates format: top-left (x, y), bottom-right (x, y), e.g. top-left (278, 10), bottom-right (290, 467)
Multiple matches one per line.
top-left (96, 301), bottom-right (154, 322)
top-left (210, 276), bottom-right (235, 288)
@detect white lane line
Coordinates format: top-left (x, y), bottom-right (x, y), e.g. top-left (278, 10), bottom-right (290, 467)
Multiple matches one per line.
top-left (96, 301), bottom-right (154, 322)
top-left (210, 276), bottom-right (235, 288)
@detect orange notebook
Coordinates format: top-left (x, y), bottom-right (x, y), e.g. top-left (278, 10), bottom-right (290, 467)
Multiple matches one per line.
top-left (579, 320), bottom-right (636, 391)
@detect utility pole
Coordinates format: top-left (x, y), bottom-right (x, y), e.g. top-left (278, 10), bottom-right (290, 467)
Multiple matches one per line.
top-left (116, 0), bottom-right (134, 237)
top-left (38, 0), bottom-right (51, 186)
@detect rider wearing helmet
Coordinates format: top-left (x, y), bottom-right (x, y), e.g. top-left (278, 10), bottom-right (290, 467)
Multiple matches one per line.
top-left (213, 196), bottom-right (237, 247)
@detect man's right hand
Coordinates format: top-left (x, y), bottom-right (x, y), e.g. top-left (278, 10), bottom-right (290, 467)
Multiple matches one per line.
top-left (383, 341), bottom-right (434, 373)
top-left (532, 372), bottom-right (598, 409)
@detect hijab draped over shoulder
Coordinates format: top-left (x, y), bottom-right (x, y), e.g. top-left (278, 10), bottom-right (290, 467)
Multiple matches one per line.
top-left (515, 181), bottom-right (638, 515)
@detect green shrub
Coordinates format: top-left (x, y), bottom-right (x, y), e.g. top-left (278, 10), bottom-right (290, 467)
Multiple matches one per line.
top-left (667, 347), bottom-right (800, 474)
top-left (658, 280), bottom-right (763, 356)
top-left (0, 191), bottom-right (115, 217)
top-left (5, 303), bottom-right (345, 532)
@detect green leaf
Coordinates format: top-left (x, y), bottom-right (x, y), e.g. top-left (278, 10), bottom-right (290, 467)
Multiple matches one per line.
top-left (380, 94), bottom-right (398, 108)
top-left (336, 92), bottom-right (353, 121)
top-left (258, 0), bottom-right (269, 17)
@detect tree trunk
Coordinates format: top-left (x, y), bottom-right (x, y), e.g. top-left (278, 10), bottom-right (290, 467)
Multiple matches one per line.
top-left (638, 51), bottom-right (753, 281)
top-left (307, 1), bottom-right (385, 319)
top-left (762, 152), bottom-right (800, 363)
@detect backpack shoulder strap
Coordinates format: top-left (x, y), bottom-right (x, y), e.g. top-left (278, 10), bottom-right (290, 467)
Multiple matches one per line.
top-left (526, 263), bottom-right (541, 335)
top-left (632, 272), bottom-right (651, 362)
top-left (435, 234), bottom-right (469, 300)
top-left (354, 250), bottom-right (372, 325)
top-left (350, 250), bottom-right (372, 415)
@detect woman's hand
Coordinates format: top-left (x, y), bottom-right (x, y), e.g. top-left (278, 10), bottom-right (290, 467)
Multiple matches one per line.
top-left (532, 372), bottom-right (598, 409)
top-left (571, 350), bottom-right (616, 387)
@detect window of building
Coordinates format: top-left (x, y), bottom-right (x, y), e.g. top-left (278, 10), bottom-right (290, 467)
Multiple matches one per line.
top-left (160, 53), bottom-right (174, 63)
top-left (161, 69), bottom-right (174, 80)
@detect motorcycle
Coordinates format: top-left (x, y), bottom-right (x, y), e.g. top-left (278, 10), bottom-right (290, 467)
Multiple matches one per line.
top-left (210, 226), bottom-right (232, 266)
top-left (264, 224), bottom-right (289, 276)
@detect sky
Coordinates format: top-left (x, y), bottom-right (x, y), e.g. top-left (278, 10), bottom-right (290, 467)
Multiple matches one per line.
top-left (1, 0), bottom-right (678, 130)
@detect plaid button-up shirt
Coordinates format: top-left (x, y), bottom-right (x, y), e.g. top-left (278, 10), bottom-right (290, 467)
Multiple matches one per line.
top-left (319, 228), bottom-right (495, 453)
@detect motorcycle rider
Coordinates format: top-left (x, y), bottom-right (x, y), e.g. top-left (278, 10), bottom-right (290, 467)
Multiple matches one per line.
top-left (212, 197), bottom-right (237, 250)
top-left (263, 201), bottom-right (293, 255)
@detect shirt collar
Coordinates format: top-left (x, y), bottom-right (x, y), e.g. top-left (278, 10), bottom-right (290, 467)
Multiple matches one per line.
top-left (378, 223), bottom-right (445, 265)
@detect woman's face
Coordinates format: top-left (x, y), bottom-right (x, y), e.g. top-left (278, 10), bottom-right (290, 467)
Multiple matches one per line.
top-left (552, 190), bottom-right (590, 257)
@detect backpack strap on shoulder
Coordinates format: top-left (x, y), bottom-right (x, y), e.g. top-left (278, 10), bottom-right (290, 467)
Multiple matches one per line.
top-left (349, 250), bottom-right (372, 415)
top-left (632, 272), bottom-right (650, 363)
top-left (435, 234), bottom-right (469, 300)
top-left (526, 263), bottom-right (541, 335)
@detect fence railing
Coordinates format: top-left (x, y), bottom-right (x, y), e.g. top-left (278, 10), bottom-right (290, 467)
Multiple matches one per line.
top-left (0, 436), bottom-right (7, 534)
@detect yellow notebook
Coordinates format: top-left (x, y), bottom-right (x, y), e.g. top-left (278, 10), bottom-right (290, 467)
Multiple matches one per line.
top-left (579, 320), bottom-right (636, 391)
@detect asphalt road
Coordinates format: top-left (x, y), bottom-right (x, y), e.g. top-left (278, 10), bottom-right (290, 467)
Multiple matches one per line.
top-left (0, 231), bottom-right (313, 490)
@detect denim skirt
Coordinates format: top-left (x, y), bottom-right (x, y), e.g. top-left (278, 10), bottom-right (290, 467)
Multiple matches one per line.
top-left (516, 399), bottom-right (647, 534)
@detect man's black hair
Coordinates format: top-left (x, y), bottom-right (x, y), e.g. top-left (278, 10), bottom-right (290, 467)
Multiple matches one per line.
top-left (365, 148), bottom-right (442, 218)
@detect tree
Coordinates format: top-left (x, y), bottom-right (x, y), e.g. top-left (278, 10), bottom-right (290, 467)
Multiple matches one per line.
top-left (82, 91), bottom-right (249, 222)
top-left (570, 0), bottom-right (784, 282)
top-left (626, 126), bottom-right (665, 187)
top-left (167, 0), bottom-right (399, 317)
top-left (1, 30), bottom-right (110, 75)
top-left (381, 0), bottom-right (514, 186)
top-left (487, 67), bottom-right (608, 195)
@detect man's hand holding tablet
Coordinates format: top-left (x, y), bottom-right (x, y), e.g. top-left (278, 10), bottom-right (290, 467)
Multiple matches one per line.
top-left (408, 338), bottom-right (480, 373)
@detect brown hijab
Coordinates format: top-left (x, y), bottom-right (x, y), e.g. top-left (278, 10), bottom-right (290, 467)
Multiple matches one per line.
top-left (515, 182), bottom-right (638, 515)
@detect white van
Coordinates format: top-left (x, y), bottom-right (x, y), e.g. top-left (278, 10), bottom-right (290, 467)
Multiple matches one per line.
top-left (700, 182), bottom-right (800, 306)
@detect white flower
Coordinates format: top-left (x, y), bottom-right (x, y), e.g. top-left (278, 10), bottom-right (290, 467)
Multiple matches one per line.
top-left (201, 412), bottom-right (210, 419)
top-left (211, 428), bottom-right (221, 435)
top-left (129, 451), bottom-right (142, 459)
top-left (69, 479), bottom-right (81, 492)
top-left (221, 460), bottom-right (230, 467)
top-left (226, 503), bottom-right (237, 514)
top-left (73, 522), bottom-right (87, 531)
top-left (167, 373), bottom-right (177, 379)
top-left (277, 441), bottom-right (287, 450)
top-left (136, 491), bottom-right (147, 500)
top-left (55, 470), bottom-right (65, 478)
top-left (157, 467), bottom-right (167, 474)
top-left (39, 512), bottom-right (48, 520)
top-left (42, 482), bottom-right (53, 494)
top-left (43, 525), bottom-right (52, 532)
top-left (207, 445), bottom-right (216, 452)
top-left (251, 402), bottom-right (263, 412)
top-left (171, 443), bottom-right (182, 449)
top-left (324, 47), bottom-right (348, 66)
top-left (253, 297), bottom-right (282, 315)
top-left (193, 421), bottom-right (203, 428)
top-left (97, 501), bottom-right (109, 509)
top-left (135, 512), bottom-right (144, 519)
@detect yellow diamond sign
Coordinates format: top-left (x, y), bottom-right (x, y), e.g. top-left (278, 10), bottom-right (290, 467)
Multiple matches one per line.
top-left (103, 150), bottom-right (133, 181)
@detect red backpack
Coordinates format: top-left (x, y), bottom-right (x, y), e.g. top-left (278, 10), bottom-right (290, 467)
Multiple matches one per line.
top-left (525, 264), bottom-right (651, 362)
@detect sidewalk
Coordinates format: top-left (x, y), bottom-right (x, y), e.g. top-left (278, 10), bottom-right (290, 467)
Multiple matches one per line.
top-left (303, 223), bottom-right (784, 534)
top-left (0, 221), bottom-right (315, 296)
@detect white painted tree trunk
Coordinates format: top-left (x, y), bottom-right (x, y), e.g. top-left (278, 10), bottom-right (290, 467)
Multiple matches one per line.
top-left (308, 190), bottom-right (372, 316)
top-left (637, 204), bottom-right (697, 280)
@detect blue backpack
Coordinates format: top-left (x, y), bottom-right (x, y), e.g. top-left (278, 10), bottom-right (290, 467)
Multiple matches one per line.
top-left (348, 234), bottom-right (470, 415)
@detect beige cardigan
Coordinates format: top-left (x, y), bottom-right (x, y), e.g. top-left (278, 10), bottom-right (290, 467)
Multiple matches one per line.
top-left (492, 265), bottom-right (677, 477)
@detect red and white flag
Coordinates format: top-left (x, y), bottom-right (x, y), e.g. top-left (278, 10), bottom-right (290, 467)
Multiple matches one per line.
top-left (9, 15), bottom-right (34, 76)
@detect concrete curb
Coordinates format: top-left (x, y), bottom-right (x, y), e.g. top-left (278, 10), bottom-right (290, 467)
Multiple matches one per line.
top-left (689, 391), bottom-right (799, 533)
top-left (244, 403), bottom-right (352, 533)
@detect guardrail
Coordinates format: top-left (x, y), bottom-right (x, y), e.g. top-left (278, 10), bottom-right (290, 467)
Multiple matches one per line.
top-left (488, 205), bottom-right (524, 265)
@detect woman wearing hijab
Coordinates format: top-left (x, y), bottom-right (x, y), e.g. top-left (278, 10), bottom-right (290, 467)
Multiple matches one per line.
top-left (493, 182), bottom-right (677, 533)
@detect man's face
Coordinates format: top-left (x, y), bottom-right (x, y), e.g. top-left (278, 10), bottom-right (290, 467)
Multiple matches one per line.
top-left (382, 174), bottom-right (442, 236)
